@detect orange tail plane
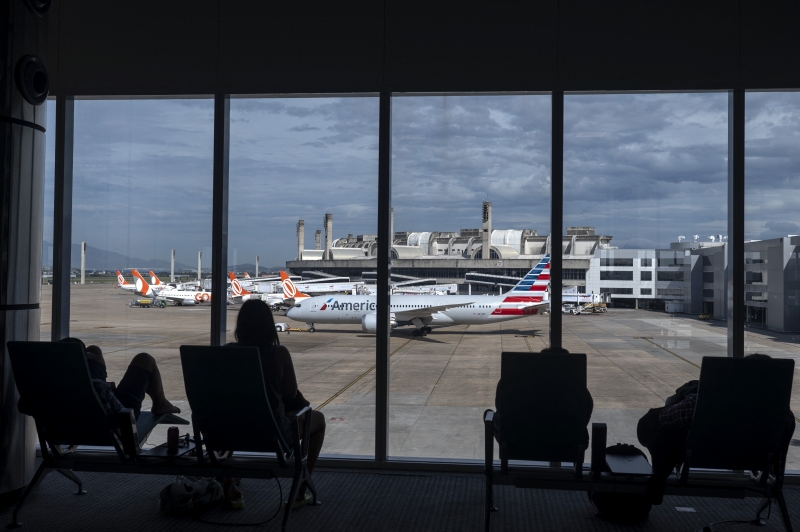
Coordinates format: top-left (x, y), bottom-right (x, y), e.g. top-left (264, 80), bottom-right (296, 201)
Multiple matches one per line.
top-left (131, 269), bottom-right (151, 295)
top-left (279, 271), bottom-right (310, 299)
top-left (229, 272), bottom-right (251, 296)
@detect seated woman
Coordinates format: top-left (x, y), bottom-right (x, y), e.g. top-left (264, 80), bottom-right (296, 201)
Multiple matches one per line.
top-left (230, 299), bottom-right (326, 509)
top-left (60, 337), bottom-right (180, 419)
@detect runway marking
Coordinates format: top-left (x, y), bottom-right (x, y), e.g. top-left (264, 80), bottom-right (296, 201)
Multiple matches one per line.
top-left (514, 335), bottom-right (534, 353)
top-left (636, 336), bottom-right (800, 424)
top-left (102, 331), bottom-right (213, 354)
top-left (316, 338), bottom-right (413, 411)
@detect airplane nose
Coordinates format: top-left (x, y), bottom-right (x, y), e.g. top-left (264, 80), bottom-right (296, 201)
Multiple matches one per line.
top-left (286, 307), bottom-right (296, 319)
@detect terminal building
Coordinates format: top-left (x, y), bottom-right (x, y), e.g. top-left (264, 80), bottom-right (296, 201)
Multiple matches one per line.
top-left (286, 202), bottom-right (615, 294)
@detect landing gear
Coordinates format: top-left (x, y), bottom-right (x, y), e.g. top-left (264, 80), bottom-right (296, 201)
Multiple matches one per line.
top-left (412, 326), bottom-right (431, 337)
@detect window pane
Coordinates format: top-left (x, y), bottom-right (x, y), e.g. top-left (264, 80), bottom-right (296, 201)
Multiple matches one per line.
top-left (390, 94), bottom-right (550, 459)
top-left (565, 93), bottom-right (728, 453)
top-left (41, 100), bottom-right (56, 340)
top-left (228, 97), bottom-right (379, 457)
top-left (745, 92), bottom-right (800, 470)
top-left (71, 99), bottom-right (214, 445)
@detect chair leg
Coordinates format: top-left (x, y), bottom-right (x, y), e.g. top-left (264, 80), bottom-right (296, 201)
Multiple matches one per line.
top-left (755, 497), bottom-right (770, 524)
top-left (7, 463), bottom-right (51, 528)
top-left (55, 470), bottom-right (86, 495)
top-left (303, 466), bottom-right (321, 506)
top-left (282, 470), bottom-right (303, 532)
top-left (776, 488), bottom-right (794, 532)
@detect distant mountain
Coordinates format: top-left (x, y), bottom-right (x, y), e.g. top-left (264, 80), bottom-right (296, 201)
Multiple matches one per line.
top-left (43, 242), bottom-right (195, 271)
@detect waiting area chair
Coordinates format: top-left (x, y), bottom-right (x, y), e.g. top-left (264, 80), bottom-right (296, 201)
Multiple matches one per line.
top-left (180, 345), bottom-right (318, 532)
top-left (5, 340), bottom-right (188, 528)
top-left (483, 351), bottom-right (591, 531)
top-left (673, 356), bottom-right (795, 532)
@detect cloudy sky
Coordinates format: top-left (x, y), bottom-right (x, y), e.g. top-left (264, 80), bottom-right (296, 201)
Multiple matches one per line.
top-left (43, 92), bottom-right (800, 268)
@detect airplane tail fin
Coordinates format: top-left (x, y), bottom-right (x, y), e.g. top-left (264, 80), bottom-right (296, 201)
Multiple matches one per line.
top-left (148, 270), bottom-right (163, 285)
top-left (131, 269), bottom-right (151, 295)
top-left (229, 272), bottom-right (251, 296)
top-left (244, 272), bottom-right (251, 278)
top-left (280, 271), bottom-right (310, 299)
top-left (505, 254), bottom-right (551, 296)
top-left (116, 270), bottom-right (129, 286)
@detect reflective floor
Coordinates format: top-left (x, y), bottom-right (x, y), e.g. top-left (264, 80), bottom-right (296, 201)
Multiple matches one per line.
top-left (40, 285), bottom-right (800, 469)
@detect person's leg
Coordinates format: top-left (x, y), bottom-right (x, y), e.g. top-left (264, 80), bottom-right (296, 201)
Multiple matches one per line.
top-left (295, 410), bottom-right (326, 500)
top-left (85, 345), bottom-right (106, 366)
top-left (117, 352), bottom-right (180, 415)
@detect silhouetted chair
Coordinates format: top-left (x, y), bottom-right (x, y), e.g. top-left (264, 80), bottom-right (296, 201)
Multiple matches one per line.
top-left (483, 351), bottom-right (591, 531)
top-left (5, 340), bottom-right (187, 528)
top-left (673, 356), bottom-right (795, 532)
top-left (180, 345), bottom-right (317, 532)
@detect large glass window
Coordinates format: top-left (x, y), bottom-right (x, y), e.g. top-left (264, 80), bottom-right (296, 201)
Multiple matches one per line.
top-left (41, 100), bottom-right (56, 340)
top-left (745, 92), bottom-right (800, 470)
top-left (565, 93), bottom-right (728, 450)
top-left (390, 94), bottom-right (550, 459)
top-left (70, 99), bottom-right (214, 443)
top-left (228, 96), bottom-right (379, 457)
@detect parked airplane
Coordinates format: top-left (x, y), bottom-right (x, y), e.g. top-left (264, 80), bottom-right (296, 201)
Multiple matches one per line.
top-left (286, 255), bottom-right (551, 335)
top-left (116, 271), bottom-right (137, 292)
top-left (131, 269), bottom-right (170, 297)
top-left (148, 275), bottom-right (213, 305)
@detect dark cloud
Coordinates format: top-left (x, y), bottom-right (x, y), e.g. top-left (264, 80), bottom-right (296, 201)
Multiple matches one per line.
top-left (46, 93), bottom-right (800, 270)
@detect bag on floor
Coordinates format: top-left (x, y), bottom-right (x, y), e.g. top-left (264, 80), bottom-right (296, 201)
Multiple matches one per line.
top-left (588, 444), bottom-right (653, 523)
top-left (159, 476), bottom-right (224, 515)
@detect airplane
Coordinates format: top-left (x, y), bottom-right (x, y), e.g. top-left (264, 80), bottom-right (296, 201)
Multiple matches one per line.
top-left (131, 269), bottom-right (171, 297)
top-left (279, 271), bottom-right (312, 303)
top-left (286, 255), bottom-right (551, 336)
top-left (116, 271), bottom-right (137, 292)
top-left (152, 277), bottom-right (214, 305)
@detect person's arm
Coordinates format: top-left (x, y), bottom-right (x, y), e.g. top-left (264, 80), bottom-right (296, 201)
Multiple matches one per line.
top-left (658, 394), bottom-right (697, 428)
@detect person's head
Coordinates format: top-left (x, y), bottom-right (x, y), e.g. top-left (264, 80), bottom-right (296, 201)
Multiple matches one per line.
top-left (235, 299), bottom-right (280, 347)
top-left (745, 353), bottom-right (772, 360)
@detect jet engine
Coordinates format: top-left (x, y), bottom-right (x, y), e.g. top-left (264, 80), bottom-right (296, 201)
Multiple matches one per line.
top-left (180, 298), bottom-right (197, 306)
top-left (361, 313), bottom-right (397, 333)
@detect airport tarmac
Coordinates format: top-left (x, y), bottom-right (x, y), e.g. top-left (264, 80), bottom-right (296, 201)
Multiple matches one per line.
top-left (40, 284), bottom-right (800, 470)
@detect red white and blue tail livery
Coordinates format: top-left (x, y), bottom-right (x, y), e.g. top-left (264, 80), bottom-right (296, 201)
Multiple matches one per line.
top-left (286, 255), bottom-right (551, 336)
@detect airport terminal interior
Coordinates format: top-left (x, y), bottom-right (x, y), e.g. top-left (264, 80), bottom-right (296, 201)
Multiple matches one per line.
top-left (2, 1), bottom-right (800, 531)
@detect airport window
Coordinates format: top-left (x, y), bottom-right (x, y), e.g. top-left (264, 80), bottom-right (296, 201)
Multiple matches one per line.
top-left (745, 271), bottom-right (764, 284)
top-left (703, 272), bottom-right (714, 283)
top-left (745, 92), bottom-right (800, 469)
top-left (562, 268), bottom-right (586, 280)
top-left (657, 288), bottom-right (684, 296)
top-left (390, 93), bottom-right (550, 459)
top-left (599, 287), bottom-right (633, 295)
top-left (600, 258), bottom-right (633, 267)
top-left (745, 251), bottom-right (766, 264)
top-left (565, 93), bottom-right (728, 452)
top-left (703, 289), bottom-right (714, 298)
top-left (41, 100), bottom-right (56, 340)
top-left (657, 271), bottom-right (684, 282)
top-left (600, 271), bottom-right (633, 281)
top-left (228, 96), bottom-right (379, 457)
top-left (70, 99), bottom-right (214, 440)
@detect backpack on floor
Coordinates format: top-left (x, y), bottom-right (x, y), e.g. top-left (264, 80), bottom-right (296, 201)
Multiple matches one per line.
top-left (159, 476), bottom-right (224, 515)
top-left (588, 444), bottom-right (653, 523)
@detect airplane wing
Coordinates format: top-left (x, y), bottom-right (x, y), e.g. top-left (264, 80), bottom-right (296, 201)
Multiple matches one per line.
top-left (394, 301), bottom-right (474, 321)
top-left (518, 300), bottom-right (550, 310)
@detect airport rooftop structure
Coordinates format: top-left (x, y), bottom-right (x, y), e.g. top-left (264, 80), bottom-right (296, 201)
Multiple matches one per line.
top-left (287, 202), bottom-right (614, 292)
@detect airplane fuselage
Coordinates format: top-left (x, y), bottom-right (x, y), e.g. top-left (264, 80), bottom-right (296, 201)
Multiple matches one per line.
top-left (286, 294), bottom-right (546, 327)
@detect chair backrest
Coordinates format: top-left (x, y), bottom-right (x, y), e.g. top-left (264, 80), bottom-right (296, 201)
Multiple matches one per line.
top-left (180, 345), bottom-right (287, 454)
top-left (7, 341), bottom-right (117, 446)
top-left (685, 356), bottom-right (794, 471)
top-left (498, 351), bottom-right (590, 462)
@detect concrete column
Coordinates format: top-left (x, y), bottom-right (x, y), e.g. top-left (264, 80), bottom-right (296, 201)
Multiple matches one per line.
top-left (324, 213), bottom-right (333, 260)
top-left (297, 219), bottom-right (305, 260)
top-left (390, 207), bottom-right (394, 245)
top-left (170, 249), bottom-right (175, 282)
top-left (80, 241), bottom-right (86, 284)
top-left (315, 230), bottom-right (321, 250)
top-left (255, 255), bottom-right (259, 277)
top-left (482, 201), bottom-right (492, 259)
top-left (197, 250), bottom-right (202, 281)
top-left (0, 0), bottom-right (49, 495)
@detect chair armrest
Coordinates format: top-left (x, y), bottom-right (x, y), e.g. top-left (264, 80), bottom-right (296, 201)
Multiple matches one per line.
top-left (115, 408), bottom-right (138, 460)
top-left (290, 406), bottom-right (312, 462)
top-left (484, 409), bottom-right (495, 476)
top-left (590, 423), bottom-right (607, 479)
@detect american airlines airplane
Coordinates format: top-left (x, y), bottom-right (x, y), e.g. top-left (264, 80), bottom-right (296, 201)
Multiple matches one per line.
top-left (286, 255), bottom-right (551, 336)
